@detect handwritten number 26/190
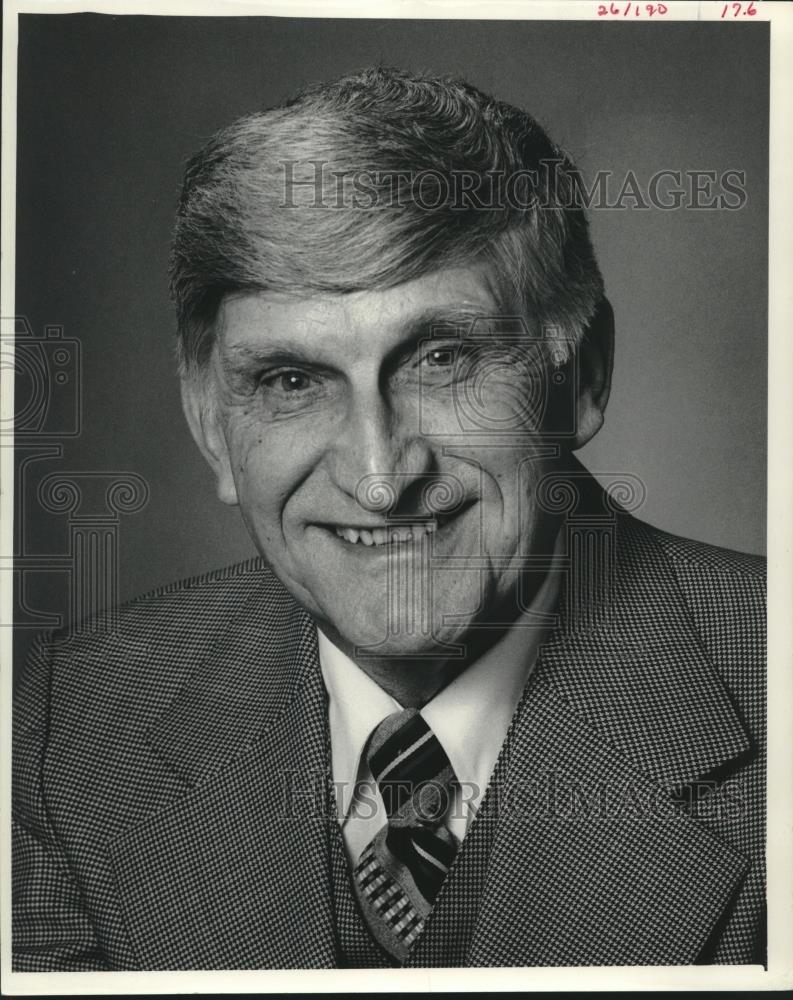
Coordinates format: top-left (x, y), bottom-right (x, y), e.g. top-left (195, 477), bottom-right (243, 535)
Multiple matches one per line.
top-left (596, 3), bottom-right (668, 14)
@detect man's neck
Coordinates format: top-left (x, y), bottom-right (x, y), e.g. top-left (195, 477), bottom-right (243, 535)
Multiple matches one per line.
top-left (319, 565), bottom-right (558, 708)
top-left (353, 653), bottom-right (469, 709)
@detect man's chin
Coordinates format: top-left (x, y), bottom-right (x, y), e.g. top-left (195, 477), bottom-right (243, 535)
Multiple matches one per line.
top-left (315, 606), bottom-right (468, 665)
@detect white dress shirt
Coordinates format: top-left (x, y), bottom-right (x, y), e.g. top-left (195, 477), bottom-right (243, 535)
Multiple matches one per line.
top-left (318, 544), bottom-right (562, 866)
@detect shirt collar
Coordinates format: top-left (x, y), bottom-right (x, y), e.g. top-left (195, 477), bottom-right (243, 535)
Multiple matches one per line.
top-left (318, 628), bottom-right (401, 819)
top-left (318, 532), bottom-right (562, 820)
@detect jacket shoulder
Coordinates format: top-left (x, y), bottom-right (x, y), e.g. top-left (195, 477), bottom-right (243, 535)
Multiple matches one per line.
top-left (45, 555), bottom-right (281, 657)
top-left (118, 553), bottom-right (277, 621)
top-left (623, 516), bottom-right (765, 725)
top-left (13, 557), bottom-right (296, 832)
top-left (622, 515), bottom-right (766, 626)
top-left (641, 521), bottom-right (765, 582)
top-left (13, 556), bottom-right (289, 762)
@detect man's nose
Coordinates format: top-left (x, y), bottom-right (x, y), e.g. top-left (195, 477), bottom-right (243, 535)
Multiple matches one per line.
top-left (326, 390), bottom-right (433, 514)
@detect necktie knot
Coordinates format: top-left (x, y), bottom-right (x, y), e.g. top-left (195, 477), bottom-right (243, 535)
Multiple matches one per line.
top-left (367, 709), bottom-right (455, 827)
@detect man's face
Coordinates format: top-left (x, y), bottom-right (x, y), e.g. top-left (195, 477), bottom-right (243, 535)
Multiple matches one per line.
top-left (191, 266), bottom-right (578, 660)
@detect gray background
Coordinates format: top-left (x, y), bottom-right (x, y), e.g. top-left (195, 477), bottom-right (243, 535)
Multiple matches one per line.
top-left (14, 15), bottom-right (768, 645)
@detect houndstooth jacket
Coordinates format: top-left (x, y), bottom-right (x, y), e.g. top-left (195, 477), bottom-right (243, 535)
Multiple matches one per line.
top-left (12, 475), bottom-right (766, 970)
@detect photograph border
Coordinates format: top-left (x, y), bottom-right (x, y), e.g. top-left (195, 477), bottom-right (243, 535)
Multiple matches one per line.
top-left (2, 0), bottom-right (791, 993)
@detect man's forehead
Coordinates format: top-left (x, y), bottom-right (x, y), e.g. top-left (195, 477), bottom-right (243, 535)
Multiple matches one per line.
top-left (214, 266), bottom-right (510, 353)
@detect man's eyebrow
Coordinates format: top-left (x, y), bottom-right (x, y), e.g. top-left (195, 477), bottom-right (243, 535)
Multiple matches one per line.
top-left (218, 305), bottom-right (503, 376)
top-left (408, 306), bottom-right (500, 336)
top-left (219, 341), bottom-right (318, 375)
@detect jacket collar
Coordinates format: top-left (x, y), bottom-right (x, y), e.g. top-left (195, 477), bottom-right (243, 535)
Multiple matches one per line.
top-left (535, 507), bottom-right (750, 786)
top-left (112, 580), bottom-right (340, 969)
top-left (146, 568), bottom-right (319, 787)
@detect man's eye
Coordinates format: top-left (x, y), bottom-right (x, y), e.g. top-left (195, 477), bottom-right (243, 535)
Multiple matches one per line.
top-left (262, 370), bottom-right (313, 393)
top-left (254, 367), bottom-right (332, 415)
top-left (425, 346), bottom-right (459, 367)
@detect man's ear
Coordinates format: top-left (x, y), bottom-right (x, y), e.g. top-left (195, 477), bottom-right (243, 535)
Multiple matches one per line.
top-left (572, 297), bottom-right (615, 450)
top-left (180, 374), bottom-right (239, 506)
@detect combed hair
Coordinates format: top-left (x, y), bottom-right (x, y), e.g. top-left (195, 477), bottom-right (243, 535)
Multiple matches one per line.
top-left (169, 66), bottom-right (604, 375)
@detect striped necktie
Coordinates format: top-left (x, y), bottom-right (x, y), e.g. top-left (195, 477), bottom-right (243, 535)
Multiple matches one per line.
top-left (352, 708), bottom-right (458, 963)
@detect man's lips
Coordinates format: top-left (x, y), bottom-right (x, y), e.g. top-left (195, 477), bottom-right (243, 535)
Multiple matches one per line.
top-left (316, 498), bottom-right (477, 549)
top-left (334, 521), bottom-right (437, 547)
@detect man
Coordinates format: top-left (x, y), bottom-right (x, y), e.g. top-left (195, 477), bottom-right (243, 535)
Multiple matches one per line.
top-left (12, 67), bottom-right (765, 970)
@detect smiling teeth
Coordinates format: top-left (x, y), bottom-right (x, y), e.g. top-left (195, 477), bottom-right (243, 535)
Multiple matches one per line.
top-left (335, 523), bottom-right (437, 546)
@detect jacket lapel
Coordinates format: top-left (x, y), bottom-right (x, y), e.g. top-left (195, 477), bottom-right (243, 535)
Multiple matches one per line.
top-left (108, 571), bottom-right (338, 970)
top-left (536, 512), bottom-right (752, 786)
top-left (411, 504), bottom-right (753, 967)
top-left (463, 673), bottom-right (750, 966)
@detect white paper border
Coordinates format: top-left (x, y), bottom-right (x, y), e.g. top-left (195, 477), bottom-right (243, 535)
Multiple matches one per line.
top-left (2, 0), bottom-right (791, 993)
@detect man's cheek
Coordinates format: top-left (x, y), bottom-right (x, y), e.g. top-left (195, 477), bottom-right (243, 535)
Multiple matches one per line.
top-left (235, 446), bottom-right (313, 538)
top-left (227, 437), bottom-right (283, 526)
top-left (227, 417), bottom-right (291, 479)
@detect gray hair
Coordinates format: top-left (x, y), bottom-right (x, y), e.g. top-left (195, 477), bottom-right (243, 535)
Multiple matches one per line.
top-left (169, 66), bottom-right (604, 375)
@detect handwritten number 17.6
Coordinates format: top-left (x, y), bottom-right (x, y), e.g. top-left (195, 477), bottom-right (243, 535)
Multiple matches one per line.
top-left (721, 2), bottom-right (758, 15)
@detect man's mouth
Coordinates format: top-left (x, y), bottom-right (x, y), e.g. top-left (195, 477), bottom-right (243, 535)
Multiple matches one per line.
top-left (321, 498), bottom-right (477, 549)
top-left (334, 521), bottom-right (438, 547)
